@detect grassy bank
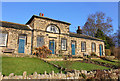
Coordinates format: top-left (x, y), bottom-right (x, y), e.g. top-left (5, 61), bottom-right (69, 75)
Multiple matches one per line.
top-left (50, 61), bottom-right (110, 71)
top-left (2, 57), bottom-right (59, 75)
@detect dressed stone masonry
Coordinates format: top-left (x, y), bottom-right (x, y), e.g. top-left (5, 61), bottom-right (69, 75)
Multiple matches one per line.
top-left (0, 13), bottom-right (105, 56)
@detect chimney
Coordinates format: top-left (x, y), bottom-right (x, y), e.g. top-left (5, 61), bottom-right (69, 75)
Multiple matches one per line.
top-left (39, 13), bottom-right (42, 16)
top-left (77, 26), bottom-right (82, 34)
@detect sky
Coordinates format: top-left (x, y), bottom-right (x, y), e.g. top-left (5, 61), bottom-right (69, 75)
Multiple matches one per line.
top-left (2, 2), bottom-right (118, 34)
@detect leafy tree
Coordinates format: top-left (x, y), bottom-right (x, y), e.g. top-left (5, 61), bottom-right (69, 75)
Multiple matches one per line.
top-left (82, 12), bottom-right (113, 37)
top-left (95, 29), bottom-right (115, 49)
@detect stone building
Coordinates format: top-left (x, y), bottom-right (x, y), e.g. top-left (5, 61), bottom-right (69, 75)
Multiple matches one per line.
top-left (0, 14), bottom-right (105, 57)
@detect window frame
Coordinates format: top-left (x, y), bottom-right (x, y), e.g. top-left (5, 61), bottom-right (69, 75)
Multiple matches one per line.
top-left (81, 41), bottom-right (86, 52)
top-left (18, 34), bottom-right (27, 45)
top-left (61, 38), bottom-right (67, 51)
top-left (0, 32), bottom-right (8, 47)
top-left (91, 42), bottom-right (96, 52)
top-left (36, 36), bottom-right (45, 47)
top-left (46, 24), bottom-right (60, 34)
top-left (71, 40), bottom-right (76, 48)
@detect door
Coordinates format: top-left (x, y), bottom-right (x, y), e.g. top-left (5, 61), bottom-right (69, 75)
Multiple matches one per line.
top-left (49, 40), bottom-right (55, 54)
top-left (18, 36), bottom-right (26, 53)
top-left (71, 41), bottom-right (76, 55)
top-left (99, 44), bottom-right (103, 56)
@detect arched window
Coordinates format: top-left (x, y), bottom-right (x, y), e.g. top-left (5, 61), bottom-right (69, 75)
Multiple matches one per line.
top-left (81, 41), bottom-right (86, 52)
top-left (46, 25), bottom-right (60, 33)
top-left (91, 42), bottom-right (96, 52)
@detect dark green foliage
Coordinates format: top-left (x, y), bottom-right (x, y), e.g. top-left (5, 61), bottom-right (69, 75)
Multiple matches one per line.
top-left (105, 49), bottom-right (111, 56)
top-left (95, 29), bottom-right (115, 49)
top-left (95, 29), bottom-right (104, 39)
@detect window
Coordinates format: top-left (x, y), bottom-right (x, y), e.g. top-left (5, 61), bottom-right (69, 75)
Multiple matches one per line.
top-left (91, 43), bottom-right (96, 52)
top-left (37, 36), bottom-right (44, 47)
top-left (81, 41), bottom-right (86, 52)
top-left (61, 39), bottom-right (67, 50)
top-left (0, 33), bottom-right (8, 46)
top-left (46, 25), bottom-right (59, 33)
top-left (18, 35), bottom-right (27, 45)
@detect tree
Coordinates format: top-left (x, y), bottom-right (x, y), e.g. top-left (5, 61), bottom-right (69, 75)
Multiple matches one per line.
top-left (118, 26), bottom-right (120, 47)
top-left (82, 12), bottom-right (113, 37)
top-left (95, 29), bottom-right (115, 49)
top-left (112, 28), bottom-right (120, 59)
top-left (112, 28), bottom-right (120, 48)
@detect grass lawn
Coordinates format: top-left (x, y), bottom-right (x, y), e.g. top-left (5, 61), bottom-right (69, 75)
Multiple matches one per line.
top-left (2, 57), bottom-right (59, 76)
top-left (91, 59), bottom-right (119, 66)
top-left (50, 61), bottom-right (110, 71)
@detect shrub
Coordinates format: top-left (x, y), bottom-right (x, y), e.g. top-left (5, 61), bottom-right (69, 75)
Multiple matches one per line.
top-left (105, 56), bottom-right (115, 60)
top-left (105, 49), bottom-right (111, 56)
top-left (91, 52), bottom-right (97, 57)
top-left (33, 46), bottom-right (52, 58)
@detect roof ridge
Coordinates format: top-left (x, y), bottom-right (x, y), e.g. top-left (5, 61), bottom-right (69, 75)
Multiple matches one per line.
top-left (69, 32), bottom-right (104, 41)
top-left (0, 21), bottom-right (31, 30)
top-left (26, 15), bottom-right (71, 25)
top-left (0, 21), bottom-right (27, 26)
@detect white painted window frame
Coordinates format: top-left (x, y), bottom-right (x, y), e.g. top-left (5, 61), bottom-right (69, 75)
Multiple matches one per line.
top-left (0, 33), bottom-right (8, 47)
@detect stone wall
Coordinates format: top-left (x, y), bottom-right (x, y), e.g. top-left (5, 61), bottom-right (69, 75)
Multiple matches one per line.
top-left (34, 18), bottom-right (70, 34)
top-left (0, 16), bottom-right (105, 56)
top-left (32, 32), bottom-right (105, 56)
top-left (69, 37), bottom-right (105, 57)
top-left (0, 27), bottom-right (32, 55)
top-left (30, 17), bottom-right (105, 56)
top-left (0, 69), bottom-right (120, 80)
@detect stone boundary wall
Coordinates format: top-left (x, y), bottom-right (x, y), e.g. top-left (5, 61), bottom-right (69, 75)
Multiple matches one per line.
top-left (0, 69), bottom-right (120, 80)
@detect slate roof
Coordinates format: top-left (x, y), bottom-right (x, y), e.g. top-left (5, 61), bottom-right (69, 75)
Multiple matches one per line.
top-left (69, 32), bottom-right (104, 42)
top-left (0, 21), bottom-right (31, 30)
top-left (0, 21), bottom-right (104, 42)
top-left (26, 15), bottom-right (71, 25)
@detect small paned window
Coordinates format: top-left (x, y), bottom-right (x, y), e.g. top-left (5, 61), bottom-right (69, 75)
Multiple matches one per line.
top-left (37, 36), bottom-right (44, 47)
top-left (0, 33), bottom-right (8, 46)
top-left (91, 43), bottom-right (96, 52)
top-left (81, 41), bottom-right (86, 52)
top-left (61, 39), bottom-right (67, 50)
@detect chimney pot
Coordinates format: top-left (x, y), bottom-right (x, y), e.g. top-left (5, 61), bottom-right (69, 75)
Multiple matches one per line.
top-left (42, 13), bottom-right (44, 16)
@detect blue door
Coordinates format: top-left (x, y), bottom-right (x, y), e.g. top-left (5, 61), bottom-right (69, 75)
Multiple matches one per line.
top-left (18, 37), bottom-right (25, 53)
top-left (72, 42), bottom-right (75, 55)
top-left (99, 45), bottom-right (102, 56)
top-left (49, 41), bottom-right (55, 54)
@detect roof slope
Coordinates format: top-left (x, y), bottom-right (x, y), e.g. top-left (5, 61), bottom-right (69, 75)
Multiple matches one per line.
top-left (0, 21), bottom-right (31, 30)
top-left (69, 32), bottom-right (104, 42)
top-left (26, 15), bottom-right (71, 25)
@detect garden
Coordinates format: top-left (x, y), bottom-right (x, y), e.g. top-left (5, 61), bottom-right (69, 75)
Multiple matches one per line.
top-left (2, 46), bottom-right (120, 76)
